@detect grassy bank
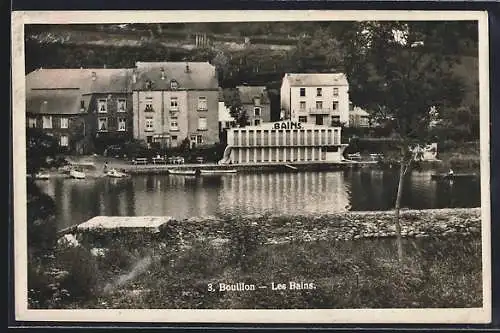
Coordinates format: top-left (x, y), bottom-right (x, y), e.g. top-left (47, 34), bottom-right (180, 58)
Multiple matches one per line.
top-left (31, 209), bottom-right (483, 309)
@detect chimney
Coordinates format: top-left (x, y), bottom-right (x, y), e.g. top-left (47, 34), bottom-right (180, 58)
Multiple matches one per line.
top-left (103, 64), bottom-right (107, 69)
top-left (160, 67), bottom-right (165, 80)
top-left (132, 70), bottom-right (137, 84)
top-left (185, 62), bottom-right (190, 73)
top-left (91, 71), bottom-right (97, 81)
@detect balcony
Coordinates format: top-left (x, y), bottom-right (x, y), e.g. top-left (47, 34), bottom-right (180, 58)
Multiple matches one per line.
top-left (309, 108), bottom-right (331, 115)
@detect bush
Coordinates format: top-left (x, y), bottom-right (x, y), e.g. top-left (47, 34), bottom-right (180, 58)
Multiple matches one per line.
top-left (55, 246), bottom-right (100, 302)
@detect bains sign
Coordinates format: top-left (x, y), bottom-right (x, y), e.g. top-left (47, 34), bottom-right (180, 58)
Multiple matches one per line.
top-left (273, 121), bottom-right (302, 130)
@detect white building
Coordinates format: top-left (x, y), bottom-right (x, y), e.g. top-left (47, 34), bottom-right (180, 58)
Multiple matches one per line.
top-left (218, 89), bottom-right (236, 132)
top-left (222, 121), bottom-right (347, 165)
top-left (280, 73), bottom-right (350, 127)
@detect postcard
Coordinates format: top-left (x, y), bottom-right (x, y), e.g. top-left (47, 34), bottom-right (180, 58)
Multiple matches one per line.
top-left (12, 10), bottom-right (491, 324)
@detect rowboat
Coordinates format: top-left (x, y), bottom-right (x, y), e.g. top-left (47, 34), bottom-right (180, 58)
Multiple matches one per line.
top-left (106, 169), bottom-right (129, 178)
top-left (200, 169), bottom-right (237, 175)
top-left (69, 169), bottom-right (86, 179)
top-left (169, 169), bottom-right (197, 176)
top-left (431, 173), bottom-right (478, 180)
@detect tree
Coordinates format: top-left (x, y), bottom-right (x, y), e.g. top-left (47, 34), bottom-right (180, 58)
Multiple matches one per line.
top-left (26, 127), bottom-right (59, 176)
top-left (340, 21), bottom-right (468, 261)
top-left (223, 88), bottom-right (248, 127)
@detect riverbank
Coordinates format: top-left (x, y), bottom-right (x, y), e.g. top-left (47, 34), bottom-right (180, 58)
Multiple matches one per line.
top-left (65, 208), bottom-right (481, 245)
top-left (37, 208), bottom-right (483, 310)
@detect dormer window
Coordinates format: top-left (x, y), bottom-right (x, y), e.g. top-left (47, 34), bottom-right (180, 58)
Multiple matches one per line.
top-left (80, 100), bottom-right (85, 111)
top-left (170, 80), bottom-right (178, 90)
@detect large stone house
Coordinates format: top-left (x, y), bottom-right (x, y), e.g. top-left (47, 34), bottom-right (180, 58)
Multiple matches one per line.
top-left (25, 68), bottom-right (134, 154)
top-left (131, 62), bottom-right (220, 149)
top-left (280, 73), bottom-right (350, 127)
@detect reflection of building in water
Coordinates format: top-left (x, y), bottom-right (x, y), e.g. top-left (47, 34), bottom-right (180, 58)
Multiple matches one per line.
top-left (219, 172), bottom-right (349, 215)
top-left (130, 176), bottom-right (218, 218)
top-left (223, 122), bottom-right (347, 165)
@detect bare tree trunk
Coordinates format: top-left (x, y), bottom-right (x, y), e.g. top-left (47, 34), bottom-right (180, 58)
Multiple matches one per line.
top-left (394, 160), bottom-right (406, 262)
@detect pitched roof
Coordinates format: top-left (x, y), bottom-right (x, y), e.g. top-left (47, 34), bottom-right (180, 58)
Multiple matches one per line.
top-left (26, 68), bottom-right (133, 94)
top-left (132, 62), bottom-right (218, 91)
top-left (236, 85), bottom-right (270, 104)
top-left (26, 88), bottom-right (83, 115)
top-left (282, 73), bottom-right (348, 86)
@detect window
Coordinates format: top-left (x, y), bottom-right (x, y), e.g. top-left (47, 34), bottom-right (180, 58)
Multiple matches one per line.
top-left (254, 107), bottom-right (261, 117)
top-left (42, 116), bottom-right (52, 129)
top-left (298, 116), bottom-right (307, 123)
top-left (316, 101), bottom-right (323, 109)
top-left (98, 117), bottom-right (108, 132)
top-left (118, 118), bottom-right (126, 131)
top-left (60, 135), bottom-right (68, 147)
top-left (145, 102), bottom-right (154, 112)
top-left (170, 97), bottom-right (178, 110)
top-left (333, 101), bottom-right (339, 111)
top-left (299, 88), bottom-right (306, 97)
top-left (254, 97), bottom-right (261, 106)
top-left (254, 119), bottom-right (261, 126)
top-left (299, 101), bottom-right (306, 110)
top-left (170, 80), bottom-right (178, 90)
top-left (170, 121), bottom-right (179, 131)
top-left (60, 117), bottom-right (68, 129)
top-left (28, 117), bottom-right (37, 128)
top-left (333, 88), bottom-right (339, 97)
top-left (98, 99), bottom-right (107, 113)
top-left (198, 117), bottom-right (207, 130)
top-left (315, 115), bottom-right (324, 125)
top-left (198, 96), bottom-right (207, 110)
top-left (80, 100), bottom-right (85, 110)
top-left (316, 88), bottom-right (322, 97)
top-left (145, 117), bottom-right (154, 131)
top-left (197, 135), bottom-right (203, 144)
top-left (117, 99), bottom-right (127, 112)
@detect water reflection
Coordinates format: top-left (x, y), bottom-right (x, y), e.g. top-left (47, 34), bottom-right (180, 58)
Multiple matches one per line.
top-left (33, 170), bottom-right (480, 231)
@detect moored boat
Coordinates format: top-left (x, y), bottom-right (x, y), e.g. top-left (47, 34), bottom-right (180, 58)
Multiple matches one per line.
top-left (200, 169), bottom-right (237, 175)
top-left (106, 169), bottom-right (129, 178)
top-left (168, 169), bottom-right (197, 176)
top-left (69, 169), bottom-right (86, 179)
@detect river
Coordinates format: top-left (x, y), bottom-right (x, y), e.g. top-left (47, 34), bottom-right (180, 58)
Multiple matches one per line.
top-left (33, 170), bottom-right (481, 231)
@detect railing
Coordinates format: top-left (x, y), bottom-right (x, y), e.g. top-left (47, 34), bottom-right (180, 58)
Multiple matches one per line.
top-left (309, 108), bottom-right (331, 114)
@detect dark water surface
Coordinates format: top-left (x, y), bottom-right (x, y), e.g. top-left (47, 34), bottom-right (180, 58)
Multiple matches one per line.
top-left (34, 170), bottom-right (481, 231)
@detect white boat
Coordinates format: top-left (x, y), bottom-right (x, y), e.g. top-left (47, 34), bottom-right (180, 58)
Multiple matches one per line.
top-left (69, 169), bottom-right (86, 179)
top-left (106, 169), bottom-right (129, 178)
top-left (200, 169), bottom-right (237, 175)
top-left (169, 169), bottom-right (197, 176)
top-left (34, 172), bottom-right (50, 180)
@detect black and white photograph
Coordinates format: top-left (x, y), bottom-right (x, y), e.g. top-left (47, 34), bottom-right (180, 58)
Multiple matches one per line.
top-left (12, 10), bottom-right (491, 323)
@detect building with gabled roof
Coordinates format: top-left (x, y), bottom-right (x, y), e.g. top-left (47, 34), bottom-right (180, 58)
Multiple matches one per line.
top-left (280, 72), bottom-right (350, 127)
top-left (26, 67), bottom-right (134, 154)
top-left (236, 85), bottom-right (271, 126)
top-left (132, 62), bottom-right (220, 149)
